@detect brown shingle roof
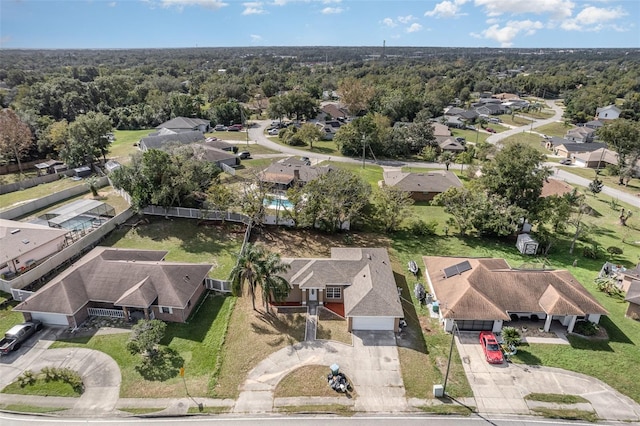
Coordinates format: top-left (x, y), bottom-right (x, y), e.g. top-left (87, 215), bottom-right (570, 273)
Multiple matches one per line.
top-left (383, 170), bottom-right (463, 194)
top-left (15, 247), bottom-right (212, 315)
top-left (423, 256), bottom-right (607, 320)
top-left (541, 179), bottom-right (574, 198)
top-left (625, 280), bottom-right (640, 305)
top-left (260, 158), bottom-right (333, 185)
top-left (282, 248), bottom-right (403, 318)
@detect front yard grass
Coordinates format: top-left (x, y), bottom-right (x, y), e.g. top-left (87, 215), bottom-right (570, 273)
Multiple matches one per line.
top-left (316, 309), bottom-right (352, 344)
top-left (559, 166), bottom-right (640, 197)
top-left (501, 132), bottom-right (549, 154)
top-left (532, 407), bottom-right (598, 422)
top-left (0, 404), bottom-right (67, 413)
top-left (274, 365), bottom-right (355, 398)
top-left (418, 404), bottom-right (476, 415)
top-left (525, 393), bottom-right (589, 404)
top-left (535, 122), bottom-right (573, 138)
top-left (51, 294), bottom-right (233, 398)
top-left (266, 135), bottom-right (342, 157)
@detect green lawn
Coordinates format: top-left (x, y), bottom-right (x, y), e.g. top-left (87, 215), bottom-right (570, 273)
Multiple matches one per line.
top-left (51, 294), bottom-right (233, 398)
top-left (101, 217), bottom-right (244, 280)
top-left (109, 130), bottom-right (151, 164)
top-left (0, 178), bottom-right (84, 210)
top-left (266, 135), bottom-right (342, 157)
top-left (560, 166), bottom-right (640, 197)
top-left (0, 292), bottom-right (23, 333)
top-left (451, 129), bottom-right (489, 145)
top-left (501, 132), bottom-right (550, 154)
top-left (2, 377), bottom-right (81, 397)
top-left (498, 114), bottom-right (534, 127)
top-left (389, 191), bottom-right (640, 404)
top-left (0, 170), bottom-right (39, 186)
top-left (535, 122), bottom-right (573, 138)
top-left (208, 131), bottom-right (251, 142)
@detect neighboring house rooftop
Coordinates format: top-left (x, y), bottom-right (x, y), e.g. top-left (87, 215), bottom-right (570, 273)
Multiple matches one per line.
top-left (625, 280), bottom-right (640, 306)
top-left (282, 248), bottom-right (403, 318)
top-left (321, 103), bottom-right (348, 119)
top-left (432, 122), bottom-right (451, 137)
top-left (0, 219), bottom-right (68, 266)
top-left (260, 158), bottom-right (333, 186)
top-left (15, 247), bottom-right (213, 316)
top-left (156, 117), bottom-right (210, 131)
top-left (595, 105), bottom-right (621, 115)
top-left (383, 170), bottom-right (463, 194)
top-left (140, 130), bottom-right (205, 150)
top-left (423, 256), bottom-right (608, 321)
top-left (574, 148), bottom-right (618, 165)
top-left (541, 179), bottom-right (575, 198)
top-left (555, 142), bottom-right (606, 153)
top-left (566, 126), bottom-right (596, 138)
top-left (437, 137), bottom-right (466, 152)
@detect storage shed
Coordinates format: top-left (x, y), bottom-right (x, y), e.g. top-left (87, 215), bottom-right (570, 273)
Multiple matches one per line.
top-left (516, 234), bottom-right (538, 255)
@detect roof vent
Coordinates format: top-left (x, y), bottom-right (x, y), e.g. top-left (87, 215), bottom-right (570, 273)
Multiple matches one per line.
top-left (10, 229), bottom-right (20, 234)
top-left (22, 239), bottom-right (30, 244)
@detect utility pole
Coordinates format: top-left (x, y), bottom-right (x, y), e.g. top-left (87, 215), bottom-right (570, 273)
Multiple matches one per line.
top-left (442, 321), bottom-right (456, 396)
top-left (361, 134), bottom-right (366, 169)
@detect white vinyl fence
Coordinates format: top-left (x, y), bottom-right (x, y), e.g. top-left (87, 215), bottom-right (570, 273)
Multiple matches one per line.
top-left (87, 308), bottom-right (125, 318)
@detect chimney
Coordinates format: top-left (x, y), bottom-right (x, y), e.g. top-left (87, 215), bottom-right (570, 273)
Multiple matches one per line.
top-left (293, 169), bottom-right (300, 181)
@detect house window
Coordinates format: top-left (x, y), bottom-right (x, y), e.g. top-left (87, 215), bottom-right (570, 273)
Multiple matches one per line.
top-left (326, 287), bottom-right (342, 299)
top-left (160, 306), bottom-right (173, 314)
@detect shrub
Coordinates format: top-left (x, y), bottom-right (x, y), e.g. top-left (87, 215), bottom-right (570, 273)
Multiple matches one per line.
top-left (606, 246), bottom-right (623, 257)
top-left (582, 244), bottom-right (600, 259)
top-left (17, 370), bottom-right (36, 387)
top-left (594, 277), bottom-right (624, 297)
top-left (573, 321), bottom-right (598, 336)
top-left (409, 219), bottom-right (438, 236)
top-left (501, 326), bottom-right (522, 347)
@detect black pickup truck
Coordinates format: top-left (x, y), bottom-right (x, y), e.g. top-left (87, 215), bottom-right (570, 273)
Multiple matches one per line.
top-left (0, 321), bottom-right (43, 355)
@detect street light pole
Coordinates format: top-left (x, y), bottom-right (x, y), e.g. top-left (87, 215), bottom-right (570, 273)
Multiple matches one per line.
top-left (361, 133), bottom-right (366, 169)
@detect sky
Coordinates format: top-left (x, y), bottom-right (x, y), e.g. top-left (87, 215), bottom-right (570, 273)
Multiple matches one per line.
top-left (1, 0), bottom-right (639, 49)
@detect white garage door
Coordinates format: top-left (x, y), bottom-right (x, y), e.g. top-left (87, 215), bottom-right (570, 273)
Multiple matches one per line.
top-left (30, 312), bottom-right (69, 326)
top-left (351, 316), bottom-right (395, 331)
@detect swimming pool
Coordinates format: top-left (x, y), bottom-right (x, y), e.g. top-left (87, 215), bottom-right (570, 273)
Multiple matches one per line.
top-left (263, 198), bottom-right (294, 210)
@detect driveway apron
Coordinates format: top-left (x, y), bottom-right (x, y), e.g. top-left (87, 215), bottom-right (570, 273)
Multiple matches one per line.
top-left (234, 331), bottom-right (406, 413)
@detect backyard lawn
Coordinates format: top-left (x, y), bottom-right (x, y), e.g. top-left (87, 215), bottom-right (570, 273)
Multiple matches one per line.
top-left (0, 178), bottom-right (84, 210)
top-left (266, 135), bottom-right (342, 157)
top-left (101, 217), bottom-right (245, 280)
top-left (0, 292), bottom-right (23, 333)
top-left (109, 130), bottom-right (151, 164)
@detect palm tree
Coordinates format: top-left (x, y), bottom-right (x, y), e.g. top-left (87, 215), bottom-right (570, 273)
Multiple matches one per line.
top-left (229, 243), bottom-right (266, 311)
top-left (258, 252), bottom-right (291, 314)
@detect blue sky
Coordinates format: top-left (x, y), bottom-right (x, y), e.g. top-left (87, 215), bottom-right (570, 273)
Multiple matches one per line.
top-left (1, 0), bottom-right (638, 49)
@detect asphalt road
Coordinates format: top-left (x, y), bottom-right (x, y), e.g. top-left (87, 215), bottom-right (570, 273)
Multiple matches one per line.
top-left (247, 103), bottom-right (639, 208)
top-left (0, 412), bottom-right (619, 426)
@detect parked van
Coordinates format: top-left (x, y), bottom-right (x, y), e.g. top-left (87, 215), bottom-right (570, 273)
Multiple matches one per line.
top-left (488, 117), bottom-right (501, 124)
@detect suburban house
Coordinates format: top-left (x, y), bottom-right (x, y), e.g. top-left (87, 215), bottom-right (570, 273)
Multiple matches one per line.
top-left (192, 144), bottom-right (240, 168)
top-left (595, 104), bottom-right (621, 121)
top-left (279, 248), bottom-right (404, 331)
top-left (156, 117), bottom-right (211, 133)
top-left (584, 120), bottom-right (605, 130)
top-left (437, 137), bottom-right (466, 153)
top-left (624, 281), bottom-right (640, 319)
top-left (203, 139), bottom-right (237, 153)
top-left (552, 141), bottom-right (606, 158)
top-left (423, 256), bottom-right (608, 333)
top-left (565, 126), bottom-right (596, 143)
top-left (541, 179), bottom-right (575, 198)
top-left (574, 148), bottom-right (618, 169)
top-left (319, 103), bottom-right (349, 121)
top-left (432, 122), bottom-right (452, 137)
top-left (492, 92), bottom-right (519, 101)
top-left (382, 170), bottom-right (463, 201)
top-left (475, 103), bottom-right (506, 116)
top-left (14, 247), bottom-right (213, 327)
top-left (139, 130), bottom-right (205, 151)
top-left (259, 157), bottom-right (334, 191)
top-left (0, 219), bottom-right (68, 280)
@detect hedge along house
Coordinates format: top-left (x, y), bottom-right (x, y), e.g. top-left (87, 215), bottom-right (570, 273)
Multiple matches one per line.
top-left (423, 256), bottom-right (608, 333)
top-left (15, 247), bottom-right (213, 327)
top-left (279, 248), bottom-right (404, 331)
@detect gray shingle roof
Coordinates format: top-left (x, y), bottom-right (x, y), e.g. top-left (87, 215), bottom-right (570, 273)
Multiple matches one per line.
top-left (156, 117), bottom-right (210, 130)
top-left (15, 247), bottom-right (213, 315)
top-left (383, 170), bottom-right (463, 194)
top-left (140, 130), bottom-right (205, 150)
top-left (0, 219), bottom-right (68, 265)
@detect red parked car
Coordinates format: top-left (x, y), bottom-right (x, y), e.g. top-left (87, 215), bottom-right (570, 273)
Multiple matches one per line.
top-left (479, 331), bottom-right (504, 364)
top-left (227, 124), bottom-right (243, 131)
top-left (486, 127), bottom-right (496, 133)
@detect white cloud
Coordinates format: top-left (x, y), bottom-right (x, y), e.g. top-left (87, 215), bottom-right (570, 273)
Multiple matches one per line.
top-left (397, 15), bottom-right (415, 24)
top-left (474, 0), bottom-right (574, 19)
top-left (108, 1), bottom-right (116, 6)
top-left (322, 0), bottom-right (342, 3)
top-left (321, 7), bottom-right (343, 14)
top-left (406, 23), bottom-right (423, 33)
top-left (160, 0), bottom-right (228, 10)
top-left (382, 17), bottom-right (397, 27)
top-left (425, 0), bottom-right (468, 18)
top-left (472, 19), bottom-right (544, 47)
top-left (561, 6), bottom-right (627, 31)
top-left (250, 34), bottom-right (262, 41)
top-left (242, 1), bottom-right (266, 14)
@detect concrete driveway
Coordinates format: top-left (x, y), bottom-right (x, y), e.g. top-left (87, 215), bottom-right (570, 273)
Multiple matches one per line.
top-left (234, 331), bottom-right (406, 413)
top-left (456, 331), bottom-right (640, 421)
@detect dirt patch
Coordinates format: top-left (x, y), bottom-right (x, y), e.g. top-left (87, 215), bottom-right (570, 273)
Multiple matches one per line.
top-left (251, 227), bottom-right (391, 258)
